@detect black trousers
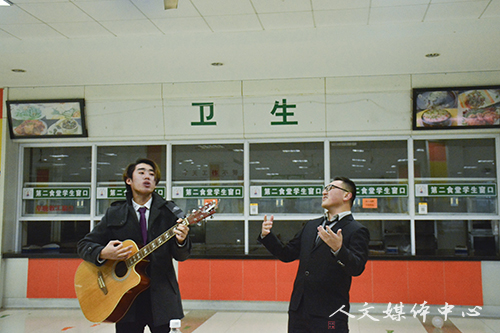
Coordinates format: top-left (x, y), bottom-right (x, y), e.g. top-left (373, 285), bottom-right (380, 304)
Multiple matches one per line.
top-left (115, 289), bottom-right (171, 333)
top-left (116, 322), bottom-right (170, 333)
top-left (288, 301), bottom-right (349, 333)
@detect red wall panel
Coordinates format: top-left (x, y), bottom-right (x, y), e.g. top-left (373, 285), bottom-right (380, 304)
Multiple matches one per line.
top-left (26, 258), bottom-right (484, 309)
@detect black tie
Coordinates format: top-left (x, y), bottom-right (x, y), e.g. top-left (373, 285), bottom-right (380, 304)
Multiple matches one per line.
top-left (139, 207), bottom-right (148, 245)
top-left (315, 214), bottom-right (339, 245)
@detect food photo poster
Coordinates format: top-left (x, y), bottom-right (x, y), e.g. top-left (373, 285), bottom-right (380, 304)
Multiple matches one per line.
top-left (6, 99), bottom-right (87, 139)
top-left (413, 86), bottom-right (500, 130)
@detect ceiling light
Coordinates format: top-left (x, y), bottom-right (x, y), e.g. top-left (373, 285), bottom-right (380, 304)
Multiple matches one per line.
top-left (164, 0), bottom-right (178, 10)
top-left (425, 53), bottom-right (440, 58)
top-left (0, 0), bottom-right (13, 6)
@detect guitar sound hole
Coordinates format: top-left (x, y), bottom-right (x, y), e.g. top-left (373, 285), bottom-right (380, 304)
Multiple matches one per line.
top-left (115, 261), bottom-right (128, 278)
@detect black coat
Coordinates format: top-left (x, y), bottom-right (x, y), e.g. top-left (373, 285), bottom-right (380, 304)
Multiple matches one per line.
top-left (258, 214), bottom-right (369, 321)
top-left (77, 192), bottom-right (191, 326)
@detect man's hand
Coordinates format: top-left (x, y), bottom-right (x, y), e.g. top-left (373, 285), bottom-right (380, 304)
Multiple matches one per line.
top-left (317, 226), bottom-right (343, 252)
top-left (174, 218), bottom-right (189, 244)
top-left (99, 240), bottom-right (133, 261)
top-left (261, 215), bottom-right (274, 238)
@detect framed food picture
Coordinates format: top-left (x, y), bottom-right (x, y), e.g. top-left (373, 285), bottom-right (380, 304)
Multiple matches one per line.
top-left (413, 86), bottom-right (500, 130)
top-left (6, 99), bottom-right (87, 139)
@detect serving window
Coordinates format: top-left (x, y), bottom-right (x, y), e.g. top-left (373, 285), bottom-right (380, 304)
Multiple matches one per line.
top-left (331, 140), bottom-right (409, 215)
top-left (249, 142), bottom-right (324, 215)
top-left (96, 145), bottom-right (166, 215)
top-left (414, 138), bottom-right (497, 214)
top-left (10, 136), bottom-right (500, 259)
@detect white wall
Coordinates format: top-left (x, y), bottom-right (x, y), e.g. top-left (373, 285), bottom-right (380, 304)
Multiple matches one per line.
top-left (5, 71), bottom-right (500, 143)
top-left (482, 261), bottom-right (500, 307)
top-left (2, 258), bottom-right (28, 303)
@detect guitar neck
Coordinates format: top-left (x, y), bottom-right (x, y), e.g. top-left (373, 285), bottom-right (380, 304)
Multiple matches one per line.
top-left (126, 218), bottom-right (188, 268)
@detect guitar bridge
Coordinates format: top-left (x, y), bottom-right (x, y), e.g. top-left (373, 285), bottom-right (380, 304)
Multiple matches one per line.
top-left (97, 270), bottom-right (108, 295)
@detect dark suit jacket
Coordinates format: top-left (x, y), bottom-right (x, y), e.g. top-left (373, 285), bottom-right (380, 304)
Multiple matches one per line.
top-left (77, 192), bottom-right (191, 326)
top-left (258, 214), bottom-right (369, 321)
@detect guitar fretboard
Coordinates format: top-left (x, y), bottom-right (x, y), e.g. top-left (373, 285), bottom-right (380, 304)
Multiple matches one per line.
top-left (126, 219), bottom-right (188, 268)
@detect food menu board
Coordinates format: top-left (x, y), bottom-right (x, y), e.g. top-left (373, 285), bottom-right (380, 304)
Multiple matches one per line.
top-left (413, 86), bottom-right (500, 130)
top-left (6, 99), bottom-right (87, 138)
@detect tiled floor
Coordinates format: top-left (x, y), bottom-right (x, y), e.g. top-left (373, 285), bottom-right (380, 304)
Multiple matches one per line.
top-left (1, 308), bottom-right (500, 333)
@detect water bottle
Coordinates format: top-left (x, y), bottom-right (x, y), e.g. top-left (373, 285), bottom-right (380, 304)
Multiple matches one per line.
top-left (169, 319), bottom-right (182, 333)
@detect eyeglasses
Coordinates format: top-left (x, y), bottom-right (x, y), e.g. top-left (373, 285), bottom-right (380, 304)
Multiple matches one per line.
top-left (324, 183), bottom-right (350, 193)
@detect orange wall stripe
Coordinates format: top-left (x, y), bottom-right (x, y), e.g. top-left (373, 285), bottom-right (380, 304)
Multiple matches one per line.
top-left (209, 259), bottom-right (243, 301)
top-left (243, 260), bottom-right (276, 301)
top-left (444, 261), bottom-right (483, 306)
top-left (276, 261), bottom-right (299, 302)
top-left (350, 261), bottom-right (373, 303)
top-left (27, 259), bottom-right (60, 298)
top-left (372, 260), bottom-right (410, 304)
top-left (58, 259), bottom-right (81, 298)
top-left (408, 261), bottom-right (446, 305)
top-left (178, 259), bottom-right (210, 300)
top-left (24, 258), bottom-right (484, 309)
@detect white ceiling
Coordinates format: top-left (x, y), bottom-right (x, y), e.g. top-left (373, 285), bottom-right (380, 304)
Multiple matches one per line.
top-left (1, 0), bottom-right (500, 87)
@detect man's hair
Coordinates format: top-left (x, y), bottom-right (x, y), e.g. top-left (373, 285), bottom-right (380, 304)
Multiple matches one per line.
top-left (123, 158), bottom-right (161, 186)
top-left (334, 176), bottom-right (356, 206)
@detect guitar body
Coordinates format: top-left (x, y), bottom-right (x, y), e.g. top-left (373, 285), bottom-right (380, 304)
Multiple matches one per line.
top-left (74, 239), bottom-right (150, 323)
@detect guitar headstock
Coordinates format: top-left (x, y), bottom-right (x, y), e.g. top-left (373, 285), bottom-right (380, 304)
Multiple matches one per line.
top-left (185, 200), bottom-right (218, 225)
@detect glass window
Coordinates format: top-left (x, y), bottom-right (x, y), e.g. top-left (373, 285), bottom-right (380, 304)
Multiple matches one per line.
top-left (469, 220), bottom-right (499, 256)
top-left (414, 139), bottom-right (497, 214)
top-left (248, 220), bottom-right (305, 256)
top-left (96, 145), bottom-right (166, 215)
top-left (172, 144), bottom-right (244, 214)
top-left (22, 147), bottom-right (92, 216)
top-left (21, 221), bottom-right (90, 254)
top-left (250, 142), bottom-right (324, 214)
top-left (331, 140), bottom-right (408, 214)
top-left (416, 220), bottom-right (499, 257)
top-left (189, 220), bottom-right (245, 256)
top-left (363, 220), bottom-right (411, 256)
top-left (12, 136), bottom-right (500, 259)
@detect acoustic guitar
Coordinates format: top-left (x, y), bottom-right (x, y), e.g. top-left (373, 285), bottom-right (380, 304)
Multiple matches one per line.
top-left (74, 200), bottom-right (218, 323)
